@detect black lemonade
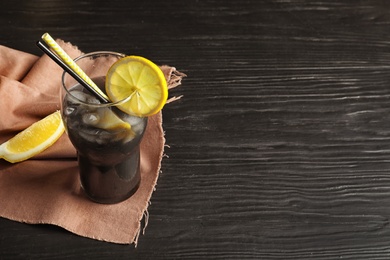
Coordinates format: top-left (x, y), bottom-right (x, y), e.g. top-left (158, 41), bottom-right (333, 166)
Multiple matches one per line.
top-left (62, 77), bottom-right (147, 204)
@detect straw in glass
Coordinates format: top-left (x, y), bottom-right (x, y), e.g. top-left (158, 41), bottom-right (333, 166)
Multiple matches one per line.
top-left (36, 40), bottom-right (110, 103)
top-left (40, 32), bottom-right (110, 101)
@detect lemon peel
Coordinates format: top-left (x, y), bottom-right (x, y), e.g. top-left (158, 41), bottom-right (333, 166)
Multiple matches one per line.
top-left (0, 111), bottom-right (65, 163)
top-left (105, 56), bottom-right (168, 117)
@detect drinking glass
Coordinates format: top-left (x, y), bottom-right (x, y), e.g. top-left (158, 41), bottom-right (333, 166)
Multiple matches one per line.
top-left (60, 51), bottom-right (148, 204)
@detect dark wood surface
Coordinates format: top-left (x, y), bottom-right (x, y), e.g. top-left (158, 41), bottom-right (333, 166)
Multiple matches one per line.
top-left (2, 0), bottom-right (390, 259)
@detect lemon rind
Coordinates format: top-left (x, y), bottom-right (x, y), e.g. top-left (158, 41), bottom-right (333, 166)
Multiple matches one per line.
top-left (0, 111), bottom-right (65, 163)
top-left (105, 56), bottom-right (168, 117)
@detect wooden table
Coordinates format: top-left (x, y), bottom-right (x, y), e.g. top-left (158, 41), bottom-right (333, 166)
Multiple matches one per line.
top-left (2, 0), bottom-right (390, 259)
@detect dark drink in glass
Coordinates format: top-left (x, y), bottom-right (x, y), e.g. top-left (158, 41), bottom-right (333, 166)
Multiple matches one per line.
top-left (61, 52), bottom-right (147, 204)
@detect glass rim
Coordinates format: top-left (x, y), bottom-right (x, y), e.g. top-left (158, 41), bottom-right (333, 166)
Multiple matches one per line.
top-left (61, 51), bottom-right (131, 108)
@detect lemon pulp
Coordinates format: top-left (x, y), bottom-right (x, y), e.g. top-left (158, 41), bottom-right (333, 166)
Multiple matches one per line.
top-left (105, 56), bottom-right (168, 117)
top-left (0, 111), bottom-right (65, 163)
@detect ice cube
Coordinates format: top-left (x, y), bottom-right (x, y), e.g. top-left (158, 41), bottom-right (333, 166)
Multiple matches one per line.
top-left (122, 115), bottom-right (146, 134)
top-left (126, 115), bottom-right (143, 126)
top-left (82, 113), bottom-right (100, 126)
top-left (64, 106), bottom-right (75, 116)
top-left (69, 89), bottom-right (102, 105)
top-left (94, 130), bottom-right (112, 145)
top-left (78, 129), bottom-right (98, 143)
top-left (69, 90), bottom-right (88, 102)
top-left (131, 122), bottom-right (145, 135)
top-left (96, 137), bottom-right (108, 145)
top-left (86, 95), bottom-right (101, 104)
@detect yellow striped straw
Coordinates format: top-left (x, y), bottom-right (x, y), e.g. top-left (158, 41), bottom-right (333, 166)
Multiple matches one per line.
top-left (41, 33), bottom-right (110, 101)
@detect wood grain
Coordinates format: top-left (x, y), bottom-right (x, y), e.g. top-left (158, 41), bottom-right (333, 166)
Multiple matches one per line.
top-left (2, 0), bottom-right (390, 259)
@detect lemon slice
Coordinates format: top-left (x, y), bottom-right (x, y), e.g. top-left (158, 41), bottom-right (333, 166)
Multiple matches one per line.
top-left (83, 108), bottom-right (131, 131)
top-left (0, 111), bottom-right (65, 163)
top-left (105, 56), bottom-right (168, 117)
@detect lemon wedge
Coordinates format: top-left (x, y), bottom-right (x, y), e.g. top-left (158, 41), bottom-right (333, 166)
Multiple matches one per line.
top-left (105, 56), bottom-right (168, 117)
top-left (0, 111), bottom-right (65, 163)
top-left (82, 108), bottom-right (131, 131)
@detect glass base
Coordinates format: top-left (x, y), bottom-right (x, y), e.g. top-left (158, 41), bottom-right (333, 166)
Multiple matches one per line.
top-left (81, 180), bottom-right (140, 204)
top-left (78, 149), bottom-right (141, 204)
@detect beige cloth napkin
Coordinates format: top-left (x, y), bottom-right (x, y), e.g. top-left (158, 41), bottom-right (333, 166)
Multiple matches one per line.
top-left (0, 41), bottom-right (184, 245)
